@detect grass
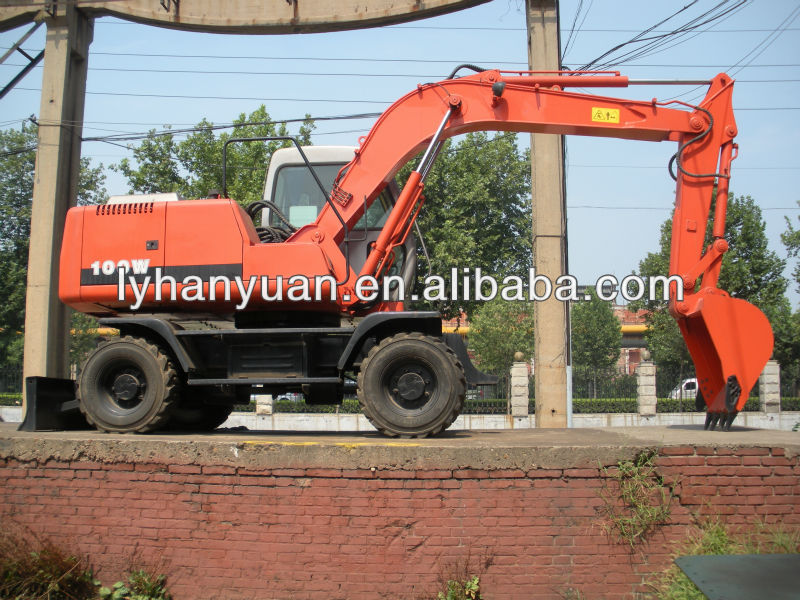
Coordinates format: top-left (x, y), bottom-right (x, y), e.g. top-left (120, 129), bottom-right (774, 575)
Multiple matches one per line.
top-left (0, 524), bottom-right (97, 600)
top-left (598, 451), bottom-right (675, 549)
top-left (649, 517), bottom-right (800, 599)
top-left (0, 522), bottom-right (172, 600)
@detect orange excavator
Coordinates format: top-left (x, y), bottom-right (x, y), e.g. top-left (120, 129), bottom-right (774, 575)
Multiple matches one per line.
top-left (53, 66), bottom-right (773, 436)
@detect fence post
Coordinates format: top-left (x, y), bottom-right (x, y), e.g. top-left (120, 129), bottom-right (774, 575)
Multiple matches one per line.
top-left (637, 360), bottom-right (657, 416)
top-left (759, 360), bottom-right (781, 414)
top-left (510, 352), bottom-right (529, 417)
top-left (255, 393), bottom-right (274, 416)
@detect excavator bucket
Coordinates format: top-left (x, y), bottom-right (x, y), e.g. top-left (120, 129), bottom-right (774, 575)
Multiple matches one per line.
top-left (677, 292), bottom-right (773, 430)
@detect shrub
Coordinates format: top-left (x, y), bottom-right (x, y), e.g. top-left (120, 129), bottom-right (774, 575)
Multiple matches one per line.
top-left (0, 524), bottom-right (173, 600)
top-left (0, 393), bottom-right (22, 406)
top-left (0, 525), bottom-right (97, 600)
top-left (651, 517), bottom-right (800, 599)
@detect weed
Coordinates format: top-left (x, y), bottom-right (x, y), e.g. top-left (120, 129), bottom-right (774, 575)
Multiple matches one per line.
top-left (99, 570), bottom-right (172, 600)
top-left (0, 522), bottom-right (173, 600)
top-left (648, 516), bottom-right (800, 600)
top-left (0, 524), bottom-right (97, 600)
top-left (557, 588), bottom-right (587, 600)
top-left (434, 547), bottom-right (493, 600)
top-left (598, 450), bottom-right (675, 549)
top-left (437, 575), bottom-right (480, 600)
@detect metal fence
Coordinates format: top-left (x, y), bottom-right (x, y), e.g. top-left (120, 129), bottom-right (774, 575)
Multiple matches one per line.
top-left (0, 365), bottom-right (22, 395)
top-left (571, 366), bottom-right (637, 401)
top-left (463, 376), bottom-right (508, 415)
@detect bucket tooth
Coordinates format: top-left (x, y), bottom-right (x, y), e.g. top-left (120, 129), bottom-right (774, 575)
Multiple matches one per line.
top-left (704, 411), bottom-right (714, 430)
top-left (725, 375), bottom-right (741, 412)
top-left (708, 413), bottom-right (721, 431)
top-left (722, 411), bottom-right (738, 431)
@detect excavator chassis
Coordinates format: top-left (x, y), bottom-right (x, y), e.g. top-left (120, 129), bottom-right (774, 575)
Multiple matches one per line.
top-left (21, 312), bottom-right (495, 437)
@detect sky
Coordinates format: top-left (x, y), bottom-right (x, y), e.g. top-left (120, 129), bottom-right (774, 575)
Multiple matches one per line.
top-left (1, 0), bottom-right (799, 303)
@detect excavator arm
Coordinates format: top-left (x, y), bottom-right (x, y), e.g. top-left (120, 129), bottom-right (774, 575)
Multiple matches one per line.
top-left (293, 68), bottom-right (772, 428)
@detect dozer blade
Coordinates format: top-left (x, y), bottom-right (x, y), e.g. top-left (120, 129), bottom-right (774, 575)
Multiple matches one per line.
top-left (677, 292), bottom-right (773, 424)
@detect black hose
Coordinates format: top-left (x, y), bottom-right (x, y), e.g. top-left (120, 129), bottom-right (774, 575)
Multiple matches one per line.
top-left (446, 64), bottom-right (487, 80)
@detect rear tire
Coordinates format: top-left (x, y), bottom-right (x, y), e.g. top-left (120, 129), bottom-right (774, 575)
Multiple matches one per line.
top-left (357, 332), bottom-right (465, 438)
top-left (77, 336), bottom-right (178, 433)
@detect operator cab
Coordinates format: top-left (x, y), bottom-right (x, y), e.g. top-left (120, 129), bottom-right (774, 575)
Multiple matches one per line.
top-left (262, 146), bottom-right (417, 300)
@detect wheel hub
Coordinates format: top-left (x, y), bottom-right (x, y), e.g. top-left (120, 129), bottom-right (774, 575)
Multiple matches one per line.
top-left (396, 371), bottom-right (426, 401)
top-left (111, 373), bottom-right (141, 401)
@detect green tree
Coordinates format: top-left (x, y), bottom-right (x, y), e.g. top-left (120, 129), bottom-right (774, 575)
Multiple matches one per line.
top-left (571, 290), bottom-right (622, 371)
top-left (781, 200), bottom-right (800, 293)
top-left (634, 193), bottom-right (789, 390)
top-left (0, 122), bottom-right (107, 366)
top-left (779, 203), bottom-right (800, 393)
top-left (402, 131), bottom-right (532, 318)
top-left (113, 106), bottom-right (314, 206)
top-left (468, 297), bottom-right (535, 378)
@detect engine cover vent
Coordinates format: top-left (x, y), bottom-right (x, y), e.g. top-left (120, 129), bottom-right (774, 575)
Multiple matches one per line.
top-left (96, 202), bottom-right (154, 216)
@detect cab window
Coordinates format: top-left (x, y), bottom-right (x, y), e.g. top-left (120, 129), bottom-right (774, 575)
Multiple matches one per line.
top-left (271, 163), bottom-right (394, 229)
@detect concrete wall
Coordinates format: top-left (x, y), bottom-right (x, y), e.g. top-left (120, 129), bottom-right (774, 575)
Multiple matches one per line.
top-left (3, 406), bottom-right (799, 431)
top-left (0, 429), bottom-right (798, 599)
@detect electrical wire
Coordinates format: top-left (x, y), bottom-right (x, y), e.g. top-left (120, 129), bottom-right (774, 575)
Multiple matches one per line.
top-left (579, 0), bottom-right (750, 70)
top-left (562, 0), bottom-right (594, 63)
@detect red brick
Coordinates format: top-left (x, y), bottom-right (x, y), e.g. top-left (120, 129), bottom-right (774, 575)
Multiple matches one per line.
top-left (305, 468), bottom-right (342, 478)
top-left (706, 456), bottom-right (742, 466)
top-left (488, 469), bottom-right (526, 479)
top-left (271, 468), bottom-right (307, 477)
top-left (736, 447), bottom-right (770, 456)
top-left (340, 469), bottom-right (376, 479)
top-left (526, 469), bottom-right (563, 478)
top-left (414, 469), bottom-right (452, 479)
top-left (202, 465), bottom-right (236, 475)
top-left (453, 469), bottom-right (489, 479)
top-left (168, 464), bottom-right (201, 474)
top-left (660, 446), bottom-right (695, 456)
top-left (563, 468), bottom-right (600, 478)
top-left (236, 468), bottom-right (272, 477)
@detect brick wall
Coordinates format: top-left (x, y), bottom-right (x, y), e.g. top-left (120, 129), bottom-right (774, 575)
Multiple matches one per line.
top-left (1, 445), bottom-right (797, 599)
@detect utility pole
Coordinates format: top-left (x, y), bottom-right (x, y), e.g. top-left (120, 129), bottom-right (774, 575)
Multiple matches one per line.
top-left (22, 6), bottom-right (93, 399)
top-left (525, 0), bottom-right (570, 427)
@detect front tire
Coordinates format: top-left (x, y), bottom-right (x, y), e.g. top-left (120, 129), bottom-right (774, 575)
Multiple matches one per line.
top-left (357, 332), bottom-right (466, 438)
top-left (77, 336), bottom-right (178, 433)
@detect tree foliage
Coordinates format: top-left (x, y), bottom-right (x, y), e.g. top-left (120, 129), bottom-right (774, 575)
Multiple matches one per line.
top-left (0, 123), bottom-right (107, 366)
top-left (403, 131), bottom-right (532, 318)
top-left (781, 200), bottom-right (800, 294)
top-left (113, 106), bottom-right (314, 206)
top-left (468, 297), bottom-right (535, 377)
top-left (634, 193), bottom-right (790, 378)
top-left (571, 290), bottom-right (622, 371)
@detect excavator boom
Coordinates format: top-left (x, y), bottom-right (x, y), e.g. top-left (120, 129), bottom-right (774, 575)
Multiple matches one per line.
top-left (295, 68), bottom-right (771, 427)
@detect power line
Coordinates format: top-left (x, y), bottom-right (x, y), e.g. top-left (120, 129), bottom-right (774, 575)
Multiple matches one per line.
top-left (5, 62), bottom-right (800, 83)
top-left (12, 86), bottom-right (393, 104)
top-left (9, 86), bottom-right (798, 111)
top-left (5, 47), bottom-right (800, 70)
top-left (580, 0), bottom-right (751, 70)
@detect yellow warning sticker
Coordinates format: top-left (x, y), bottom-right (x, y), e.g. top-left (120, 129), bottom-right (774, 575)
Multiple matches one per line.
top-left (591, 107), bottom-right (620, 124)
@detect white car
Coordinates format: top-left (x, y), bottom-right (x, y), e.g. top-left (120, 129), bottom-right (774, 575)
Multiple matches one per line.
top-left (669, 378), bottom-right (698, 400)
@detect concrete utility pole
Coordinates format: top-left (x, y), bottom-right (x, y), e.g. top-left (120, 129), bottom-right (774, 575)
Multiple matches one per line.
top-left (525, 0), bottom-right (570, 428)
top-left (22, 6), bottom-right (93, 391)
